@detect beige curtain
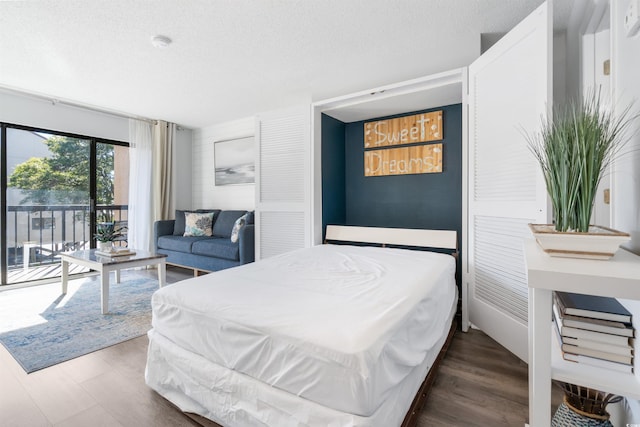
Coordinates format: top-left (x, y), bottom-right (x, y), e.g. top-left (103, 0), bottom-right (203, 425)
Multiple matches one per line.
top-left (152, 120), bottom-right (176, 221)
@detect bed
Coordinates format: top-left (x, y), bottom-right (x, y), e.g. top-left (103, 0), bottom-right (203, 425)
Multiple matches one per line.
top-left (145, 225), bottom-right (458, 427)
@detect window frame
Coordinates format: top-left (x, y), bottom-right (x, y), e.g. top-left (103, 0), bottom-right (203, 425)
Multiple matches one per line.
top-left (0, 122), bottom-right (129, 285)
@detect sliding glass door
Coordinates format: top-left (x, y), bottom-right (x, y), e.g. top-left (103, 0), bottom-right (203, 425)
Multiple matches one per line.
top-left (1, 124), bottom-right (128, 285)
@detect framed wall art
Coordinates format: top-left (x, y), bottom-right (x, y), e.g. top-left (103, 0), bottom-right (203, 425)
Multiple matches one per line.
top-left (214, 136), bottom-right (255, 186)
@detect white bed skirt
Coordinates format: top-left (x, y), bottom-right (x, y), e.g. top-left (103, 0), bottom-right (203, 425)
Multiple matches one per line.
top-left (144, 289), bottom-right (457, 427)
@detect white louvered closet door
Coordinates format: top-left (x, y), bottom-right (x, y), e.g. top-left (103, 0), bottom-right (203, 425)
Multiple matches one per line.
top-left (255, 106), bottom-right (312, 260)
top-left (466, 2), bottom-right (550, 362)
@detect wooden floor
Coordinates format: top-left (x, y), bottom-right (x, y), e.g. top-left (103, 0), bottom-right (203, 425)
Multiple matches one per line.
top-left (0, 266), bottom-right (554, 426)
top-left (421, 325), bottom-right (533, 426)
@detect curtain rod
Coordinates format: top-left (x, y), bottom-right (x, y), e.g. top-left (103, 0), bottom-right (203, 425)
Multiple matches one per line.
top-left (0, 85), bottom-right (156, 124)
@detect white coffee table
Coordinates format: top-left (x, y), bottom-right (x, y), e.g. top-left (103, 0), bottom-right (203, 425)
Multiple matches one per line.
top-left (60, 249), bottom-right (168, 314)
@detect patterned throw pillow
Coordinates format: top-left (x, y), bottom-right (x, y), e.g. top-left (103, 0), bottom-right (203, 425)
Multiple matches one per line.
top-left (230, 214), bottom-right (247, 243)
top-left (183, 212), bottom-right (214, 237)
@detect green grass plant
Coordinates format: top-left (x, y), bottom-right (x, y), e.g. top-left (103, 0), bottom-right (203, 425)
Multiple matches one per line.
top-left (528, 94), bottom-right (635, 232)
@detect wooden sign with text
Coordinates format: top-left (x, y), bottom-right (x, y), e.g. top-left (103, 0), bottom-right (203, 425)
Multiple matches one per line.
top-left (364, 144), bottom-right (443, 177)
top-left (364, 111), bottom-right (443, 148)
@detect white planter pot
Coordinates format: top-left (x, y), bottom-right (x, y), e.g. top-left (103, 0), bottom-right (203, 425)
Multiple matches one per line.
top-left (98, 241), bottom-right (113, 253)
top-left (529, 224), bottom-right (630, 260)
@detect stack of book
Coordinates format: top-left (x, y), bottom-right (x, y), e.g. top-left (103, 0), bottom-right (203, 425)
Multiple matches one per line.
top-left (553, 291), bottom-right (634, 373)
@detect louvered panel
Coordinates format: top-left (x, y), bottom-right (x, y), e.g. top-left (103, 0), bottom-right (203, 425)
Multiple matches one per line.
top-left (259, 211), bottom-right (306, 259)
top-left (475, 276), bottom-right (528, 321)
top-left (471, 30), bottom-right (540, 203)
top-left (475, 252), bottom-right (528, 290)
top-left (473, 215), bottom-right (534, 325)
top-left (474, 148), bottom-right (537, 200)
top-left (255, 105), bottom-right (311, 262)
top-left (476, 272), bottom-right (528, 309)
top-left (259, 114), bottom-right (306, 203)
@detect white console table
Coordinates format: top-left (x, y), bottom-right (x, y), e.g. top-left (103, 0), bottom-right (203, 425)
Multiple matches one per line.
top-left (526, 239), bottom-right (640, 426)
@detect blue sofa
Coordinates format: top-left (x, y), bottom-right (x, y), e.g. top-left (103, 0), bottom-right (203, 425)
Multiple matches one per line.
top-left (154, 209), bottom-right (255, 273)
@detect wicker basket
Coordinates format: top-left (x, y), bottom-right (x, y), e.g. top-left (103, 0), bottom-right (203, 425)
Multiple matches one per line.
top-left (552, 397), bottom-right (613, 427)
top-left (551, 383), bottom-right (621, 427)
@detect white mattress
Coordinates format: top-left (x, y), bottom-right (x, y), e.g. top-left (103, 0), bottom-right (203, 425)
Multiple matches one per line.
top-left (150, 244), bottom-right (456, 417)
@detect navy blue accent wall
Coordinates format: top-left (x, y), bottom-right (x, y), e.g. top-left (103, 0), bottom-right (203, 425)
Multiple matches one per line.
top-left (345, 104), bottom-right (461, 236)
top-left (321, 104), bottom-right (462, 284)
top-left (321, 114), bottom-right (346, 237)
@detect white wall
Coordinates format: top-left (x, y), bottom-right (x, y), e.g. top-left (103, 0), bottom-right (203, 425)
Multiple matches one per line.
top-left (1, 89), bottom-right (194, 211)
top-left (611, 0), bottom-right (640, 237)
top-left (553, 31), bottom-right (568, 108)
top-left (0, 90), bottom-right (128, 141)
top-left (192, 117), bottom-right (255, 210)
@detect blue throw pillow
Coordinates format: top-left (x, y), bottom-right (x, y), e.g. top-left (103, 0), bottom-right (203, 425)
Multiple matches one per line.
top-left (173, 210), bottom-right (197, 236)
top-left (213, 210), bottom-right (248, 238)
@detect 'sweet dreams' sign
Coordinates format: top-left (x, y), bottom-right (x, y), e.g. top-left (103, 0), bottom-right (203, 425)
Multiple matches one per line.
top-left (364, 111), bottom-right (443, 148)
top-left (365, 144), bottom-right (443, 177)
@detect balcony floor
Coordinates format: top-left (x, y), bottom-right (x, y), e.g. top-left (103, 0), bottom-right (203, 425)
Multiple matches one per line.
top-left (7, 262), bottom-right (90, 285)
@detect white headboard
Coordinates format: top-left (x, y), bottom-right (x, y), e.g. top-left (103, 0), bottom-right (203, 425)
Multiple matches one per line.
top-left (325, 225), bottom-right (457, 250)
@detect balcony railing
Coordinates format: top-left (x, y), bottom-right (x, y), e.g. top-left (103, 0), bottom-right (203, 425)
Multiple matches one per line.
top-left (6, 204), bottom-right (128, 279)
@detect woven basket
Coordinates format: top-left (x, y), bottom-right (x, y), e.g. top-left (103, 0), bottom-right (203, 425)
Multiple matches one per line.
top-left (551, 397), bottom-right (613, 427)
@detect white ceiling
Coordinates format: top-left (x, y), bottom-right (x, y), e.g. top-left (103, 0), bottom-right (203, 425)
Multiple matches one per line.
top-left (0, 0), bottom-right (574, 129)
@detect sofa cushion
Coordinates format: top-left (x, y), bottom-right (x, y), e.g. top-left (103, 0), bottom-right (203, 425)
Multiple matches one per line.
top-left (245, 210), bottom-right (254, 225)
top-left (157, 235), bottom-right (208, 253)
top-left (213, 210), bottom-right (248, 238)
top-left (192, 238), bottom-right (240, 261)
top-left (173, 210), bottom-right (197, 236)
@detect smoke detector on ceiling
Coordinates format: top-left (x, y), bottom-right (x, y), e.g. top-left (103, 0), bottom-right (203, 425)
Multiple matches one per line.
top-left (151, 35), bottom-right (172, 48)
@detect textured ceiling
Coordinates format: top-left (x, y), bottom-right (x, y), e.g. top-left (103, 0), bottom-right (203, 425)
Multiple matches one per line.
top-left (0, 0), bottom-right (574, 129)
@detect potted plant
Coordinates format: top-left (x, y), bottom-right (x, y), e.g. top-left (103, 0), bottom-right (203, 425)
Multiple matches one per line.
top-left (94, 222), bottom-right (121, 253)
top-left (552, 382), bottom-right (621, 427)
top-left (526, 93), bottom-right (637, 259)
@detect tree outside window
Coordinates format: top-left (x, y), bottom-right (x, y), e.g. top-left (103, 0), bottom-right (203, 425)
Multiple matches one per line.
top-left (8, 136), bottom-right (115, 205)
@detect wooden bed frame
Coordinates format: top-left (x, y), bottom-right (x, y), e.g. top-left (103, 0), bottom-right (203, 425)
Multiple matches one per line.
top-left (180, 225), bottom-right (459, 427)
top-left (325, 225), bottom-right (458, 251)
